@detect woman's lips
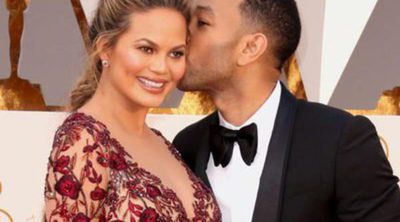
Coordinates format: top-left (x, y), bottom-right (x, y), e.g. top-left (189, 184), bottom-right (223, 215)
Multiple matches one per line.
top-left (137, 76), bottom-right (167, 94)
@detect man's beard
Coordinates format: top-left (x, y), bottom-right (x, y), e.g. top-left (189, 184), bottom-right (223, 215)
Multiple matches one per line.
top-left (178, 47), bottom-right (234, 92)
top-left (177, 66), bottom-right (212, 92)
top-left (178, 62), bottom-right (232, 92)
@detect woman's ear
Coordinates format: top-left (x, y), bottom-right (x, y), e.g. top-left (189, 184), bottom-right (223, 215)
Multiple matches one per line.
top-left (237, 33), bottom-right (268, 66)
top-left (96, 37), bottom-right (112, 62)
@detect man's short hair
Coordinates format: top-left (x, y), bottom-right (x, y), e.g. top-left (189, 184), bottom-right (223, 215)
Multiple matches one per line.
top-left (240, 0), bottom-right (301, 68)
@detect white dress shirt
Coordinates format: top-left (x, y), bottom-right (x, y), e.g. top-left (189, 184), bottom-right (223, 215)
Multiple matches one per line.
top-left (206, 82), bottom-right (281, 222)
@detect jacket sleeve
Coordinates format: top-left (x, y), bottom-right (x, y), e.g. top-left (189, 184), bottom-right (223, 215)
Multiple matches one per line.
top-left (335, 115), bottom-right (400, 222)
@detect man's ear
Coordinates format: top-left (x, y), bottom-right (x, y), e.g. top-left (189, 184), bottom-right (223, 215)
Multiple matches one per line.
top-left (237, 33), bottom-right (268, 66)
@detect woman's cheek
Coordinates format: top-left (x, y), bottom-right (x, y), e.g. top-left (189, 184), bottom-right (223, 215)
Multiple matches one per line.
top-left (122, 51), bottom-right (149, 75)
top-left (171, 60), bottom-right (186, 82)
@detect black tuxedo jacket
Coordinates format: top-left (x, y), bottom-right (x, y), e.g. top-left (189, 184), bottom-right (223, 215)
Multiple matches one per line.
top-left (173, 85), bottom-right (400, 222)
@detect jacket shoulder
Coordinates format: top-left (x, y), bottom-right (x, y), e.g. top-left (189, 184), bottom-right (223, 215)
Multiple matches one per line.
top-left (174, 113), bottom-right (216, 141)
top-left (292, 100), bottom-right (358, 144)
top-left (172, 112), bottom-right (216, 155)
top-left (297, 100), bottom-right (353, 124)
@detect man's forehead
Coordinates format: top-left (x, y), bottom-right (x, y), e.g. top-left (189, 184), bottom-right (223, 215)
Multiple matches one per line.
top-left (194, 0), bottom-right (242, 13)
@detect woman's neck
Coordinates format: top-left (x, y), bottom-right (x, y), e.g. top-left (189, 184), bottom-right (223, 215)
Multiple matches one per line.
top-left (79, 84), bottom-right (149, 137)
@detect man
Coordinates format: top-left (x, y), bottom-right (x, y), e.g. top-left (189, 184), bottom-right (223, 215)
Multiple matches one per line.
top-left (173, 0), bottom-right (400, 221)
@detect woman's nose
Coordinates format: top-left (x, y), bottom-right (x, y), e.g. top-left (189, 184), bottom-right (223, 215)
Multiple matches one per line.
top-left (149, 55), bottom-right (167, 75)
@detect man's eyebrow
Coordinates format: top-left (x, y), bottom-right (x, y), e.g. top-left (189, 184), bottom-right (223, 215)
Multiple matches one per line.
top-left (195, 5), bottom-right (214, 15)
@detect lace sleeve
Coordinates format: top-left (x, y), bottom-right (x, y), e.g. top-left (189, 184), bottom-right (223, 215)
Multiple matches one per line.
top-left (44, 123), bottom-right (109, 221)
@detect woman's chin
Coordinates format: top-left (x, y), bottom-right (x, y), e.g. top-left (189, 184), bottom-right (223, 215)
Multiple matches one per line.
top-left (125, 85), bottom-right (174, 109)
top-left (128, 95), bottom-right (167, 109)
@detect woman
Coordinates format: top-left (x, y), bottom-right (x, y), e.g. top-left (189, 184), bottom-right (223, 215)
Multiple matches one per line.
top-left (43, 0), bottom-right (221, 221)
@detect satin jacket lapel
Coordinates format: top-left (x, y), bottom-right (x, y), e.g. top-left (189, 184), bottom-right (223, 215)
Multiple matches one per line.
top-left (252, 83), bottom-right (298, 222)
top-left (193, 112), bottom-right (219, 189)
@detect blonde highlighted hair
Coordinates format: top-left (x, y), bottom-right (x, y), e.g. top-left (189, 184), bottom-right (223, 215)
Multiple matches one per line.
top-left (68, 0), bottom-right (191, 111)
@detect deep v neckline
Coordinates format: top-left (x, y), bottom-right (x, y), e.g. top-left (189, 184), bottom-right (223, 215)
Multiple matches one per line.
top-left (73, 111), bottom-right (206, 220)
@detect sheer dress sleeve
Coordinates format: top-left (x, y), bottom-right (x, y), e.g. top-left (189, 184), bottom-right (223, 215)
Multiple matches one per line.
top-left (44, 122), bottom-right (110, 222)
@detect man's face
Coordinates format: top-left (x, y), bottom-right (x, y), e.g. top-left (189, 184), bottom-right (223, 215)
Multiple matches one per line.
top-left (178, 0), bottom-right (244, 91)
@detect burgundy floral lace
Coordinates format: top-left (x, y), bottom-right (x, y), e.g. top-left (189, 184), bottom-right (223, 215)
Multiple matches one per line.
top-left (44, 112), bottom-right (221, 222)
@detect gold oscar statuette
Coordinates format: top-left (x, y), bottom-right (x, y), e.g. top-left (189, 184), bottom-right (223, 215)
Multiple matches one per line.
top-left (379, 136), bottom-right (390, 158)
top-left (0, 181), bottom-right (14, 222)
top-left (0, 0), bottom-right (46, 111)
top-left (348, 87), bottom-right (400, 115)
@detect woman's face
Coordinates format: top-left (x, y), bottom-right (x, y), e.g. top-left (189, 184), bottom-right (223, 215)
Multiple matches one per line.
top-left (100, 8), bottom-right (187, 108)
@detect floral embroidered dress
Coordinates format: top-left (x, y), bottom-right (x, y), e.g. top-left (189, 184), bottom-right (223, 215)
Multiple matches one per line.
top-left (44, 112), bottom-right (221, 222)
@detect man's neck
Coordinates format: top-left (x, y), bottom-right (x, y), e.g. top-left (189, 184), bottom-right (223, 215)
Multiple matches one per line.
top-left (211, 71), bottom-right (279, 126)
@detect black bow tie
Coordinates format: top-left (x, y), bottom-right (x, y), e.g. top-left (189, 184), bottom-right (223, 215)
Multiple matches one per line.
top-left (209, 123), bottom-right (258, 167)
